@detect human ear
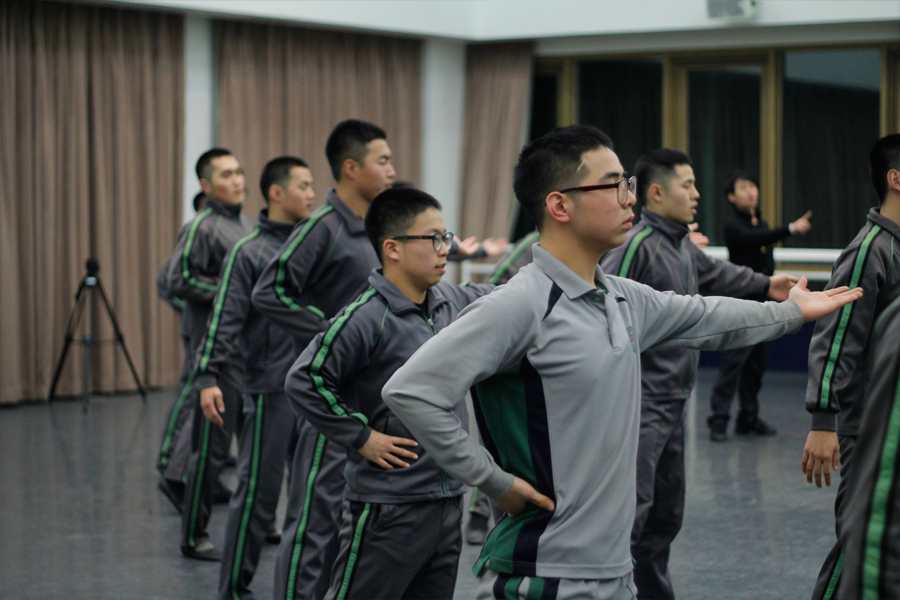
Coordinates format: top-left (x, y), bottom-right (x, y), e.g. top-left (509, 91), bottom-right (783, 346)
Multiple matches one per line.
top-left (647, 183), bottom-right (664, 205)
top-left (545, 191), bottom-right (572, 225)
top-left (888, 169), bottom-right (900, 194)
top-left (382, 239), bottom-right (401, 262)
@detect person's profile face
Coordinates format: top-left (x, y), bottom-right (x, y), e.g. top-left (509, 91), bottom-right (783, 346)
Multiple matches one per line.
top-left (354, 139), bottom-right (395, 202)
top-left (728, 178), bottom-right (758, 215)
top-left (203, 155), bottom-right (245, 205)
top-left (391, 207), bottom-right (449, 289)
top-left (566, 146), bottom-right (636, 254)
top-left (658, 164), bottom-right (699, 226)
top-left (282, 166), bottom-right (315, 223)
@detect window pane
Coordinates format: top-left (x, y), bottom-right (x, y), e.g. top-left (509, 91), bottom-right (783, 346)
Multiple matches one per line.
top-left (782, 49), bottom-right (881, 248)
top-left (578, 60), bottom-right (662, 176)
top-left (689, 67), bottom-right (761, 246)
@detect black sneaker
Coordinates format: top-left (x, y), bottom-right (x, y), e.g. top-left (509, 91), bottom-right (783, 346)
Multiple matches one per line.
top-left (735, 418), bottom-right (777, 436)
top-left (265, 529), bottom-right (282, 545)
top-left (465, 514), bottom-right (489, 545)
top-left (181, 539), bottom-right (222, 561)
top-left (709, 429), bottom-right (728, 442)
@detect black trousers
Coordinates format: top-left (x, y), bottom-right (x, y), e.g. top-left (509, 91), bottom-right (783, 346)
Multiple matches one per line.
top-left (180, 377), bottom-right (242, 551)
top-left (632, 400), bottom-right (686, 600)
top-left (708, 342), bottom-right (768, 429)
top-left (326, 497), bottom-right (463, 600)
top-left (157, 334), bottom-right (195, 481)
top-left (811, 435), bottom-right (857, 600)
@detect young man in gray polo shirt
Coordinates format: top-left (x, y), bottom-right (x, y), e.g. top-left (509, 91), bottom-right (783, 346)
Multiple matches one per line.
top-left (382, 125), bottom-right (862, 600)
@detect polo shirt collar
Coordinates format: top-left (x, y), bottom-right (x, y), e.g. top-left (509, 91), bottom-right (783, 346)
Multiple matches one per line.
top-left (532, 244), bottom-right (607, 299)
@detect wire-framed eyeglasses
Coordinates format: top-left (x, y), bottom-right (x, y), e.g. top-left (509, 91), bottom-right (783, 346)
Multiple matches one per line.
top-left (559, 176), bottom-right (637, 206)
top-left (392, 232), bottom-right (455, 252)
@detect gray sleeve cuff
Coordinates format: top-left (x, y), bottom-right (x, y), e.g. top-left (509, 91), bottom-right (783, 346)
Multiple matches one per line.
top-left (810, 411), bottom-right (836, 432)
top-left (351, 426), bottom-right (372, 450)
top-left (194, 373), bottom-right (217, 392)
top-left (480, 468), bottom-right (516, 500)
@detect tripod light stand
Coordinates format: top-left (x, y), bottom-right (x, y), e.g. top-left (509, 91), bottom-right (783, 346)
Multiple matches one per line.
top-left (48, 258), bottom-right (147, 409)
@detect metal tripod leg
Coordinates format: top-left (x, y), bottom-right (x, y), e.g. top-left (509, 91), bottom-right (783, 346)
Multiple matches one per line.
top-left (48, 280), bottom-right (88, 401)
top-left (96, 280), bottom-right (146, 401)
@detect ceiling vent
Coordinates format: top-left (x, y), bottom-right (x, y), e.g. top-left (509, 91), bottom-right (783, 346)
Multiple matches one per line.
top-left (707, 0), bottom-right (759, 23)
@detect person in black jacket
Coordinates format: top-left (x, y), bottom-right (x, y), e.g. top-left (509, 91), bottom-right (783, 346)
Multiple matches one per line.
top-left (706, 171), bottom-right (812, 441)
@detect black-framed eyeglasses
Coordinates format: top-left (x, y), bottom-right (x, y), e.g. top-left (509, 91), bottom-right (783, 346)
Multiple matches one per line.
top-left (392, 232), bottom-right (454, 252)
top-left (559, 176), bottom-right (636, 206)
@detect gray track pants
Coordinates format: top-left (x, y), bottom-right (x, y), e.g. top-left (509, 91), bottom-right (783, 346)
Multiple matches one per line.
top-left (157, 334), bottom-right (194, 481)
top-left (180, 376), bottom-right (242, 551)
top-left (273, 417), bottom-right (345, 600)
top-left (326, 496), bottom-right (463, 600)
top-left (811, 435), bottom-right (857, 600)
top-left (218, 391), bottom-right (297, 600)
top-left (631, 399), bottom-right (686, 600)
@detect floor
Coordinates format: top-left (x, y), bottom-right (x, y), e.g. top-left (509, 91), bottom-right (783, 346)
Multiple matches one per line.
top-left (0, 368), bottom-right (837, 600)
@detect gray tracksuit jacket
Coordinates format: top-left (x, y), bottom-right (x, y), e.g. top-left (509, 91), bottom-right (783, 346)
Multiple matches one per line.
top-left (806, 208), bottom-right (900, 435)
top-left (383, 244), bottom-right (802, 580)
top-left (488, 231), bottom-right (539, 285)
top-left (166, 198), bottom-right (253, 362)
top-left (286, 270), bottom-right (494, 504)
top-left (251, 190), bottom-right (380, 351)
top-left (837, 294), bottom-right (900, 599)
top-left (601, 209), bottom-right (770, 401)
top-left (192, 210), bottom-right (297, 395)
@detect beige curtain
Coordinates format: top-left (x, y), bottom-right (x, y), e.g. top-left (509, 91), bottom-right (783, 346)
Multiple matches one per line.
top-left (459, 42), bottom-right (534, 240)
top-left (0, 2), bottom-right (184, 404)
top-left (217, 21), bottom-right (422, 216)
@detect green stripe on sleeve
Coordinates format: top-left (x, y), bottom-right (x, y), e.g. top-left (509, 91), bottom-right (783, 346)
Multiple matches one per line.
top-left (861, 364), bottom-right (900, 599)
top-left (199, 229), bottom-right (261, 373)
top-left (336, 503), bottom-right (371, 600)
top-left (819, 225), bottom-right (881, 409)
top-left (618, 226), bottom-right (654, 278)
top-left (181, 208), bottom-right (218, 292)
top-left (274, 205), bottom-right (334, 310)
top-left (309, 288), bottom-right (378, 425)
top-left (489, 231), bottom-right (540, 285)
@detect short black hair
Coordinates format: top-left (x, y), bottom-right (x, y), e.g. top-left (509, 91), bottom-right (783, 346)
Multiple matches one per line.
top-left (325, 119), bottom-right (387, 181)
top-left (259, 156), bottom-right (309, 201)
top-left (195, 148), bottom-right (234, 182)
top-left (634, 148), bottom-right (692, 204)
top-left (365, 187), bottom-right (442, 263)
top-left (192, 192), bottom-right (206, 212)
top-left (513, 125), bottom-right (614, 230)
top-left (870, 134), bottom-right (900, 203)
top-left (724, 170), bottom-right (759, 197)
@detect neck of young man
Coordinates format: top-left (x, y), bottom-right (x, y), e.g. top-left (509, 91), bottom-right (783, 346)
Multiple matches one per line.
top-left (539, 226), bottom-right (605, 287)
top-left (384, 266), bottom-right (429, 305)
top-left (266, 203), bottom-right (299, 226)
top-left (334, 181), bottom-right (371, 219)
top-left (881, 193), bottom-right (900, 226)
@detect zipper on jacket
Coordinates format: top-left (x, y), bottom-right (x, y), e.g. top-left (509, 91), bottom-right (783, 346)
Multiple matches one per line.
top-left (439, 470), bottom-right (447, 497)
top-left (422, 309), bottom-right (446, 496)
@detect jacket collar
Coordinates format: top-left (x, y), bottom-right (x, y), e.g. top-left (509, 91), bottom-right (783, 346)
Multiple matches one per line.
top-left (639, 209), bottom-right (689, 244)
top-left (368, 269), bottom-right (448, 315)
top-left (204, 196), bottom-right (244, 219)
top-left (325, 189), bottom-right (366, 235)
top-left (255, 208), bottom-right (295, 239)
top-left (868, 207), bottom-right (900, 240)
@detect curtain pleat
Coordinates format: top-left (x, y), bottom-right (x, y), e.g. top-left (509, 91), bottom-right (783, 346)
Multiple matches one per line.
top-left (217, 22), bottom-right (422, 216)
top-left (0, 2), bottom-right (184, 403)
top-left (459, 42), bottom-right (533, 241)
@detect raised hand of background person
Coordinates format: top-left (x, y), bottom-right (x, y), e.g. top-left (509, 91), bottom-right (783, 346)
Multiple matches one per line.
top-left (493, 476), bottom-right (555, 518)
top-left (788, 276), bottom-right (863, 322)
top-left (767, 273), bottom-right (799, 301)
top-left (687, 223), bottom-right (709, 249)
top-left (802, 430), bottom-right (840, 488)
top-left (199, 386), bottom-right (225, 427)
top-left (791, 210), bottom-right (813, 235)
top-left (359, 429), bottom-right (418, 469)
top-left (454, 235), bottom-right (481, 257)
top-left (481, 237), bottom-right (510, 257)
